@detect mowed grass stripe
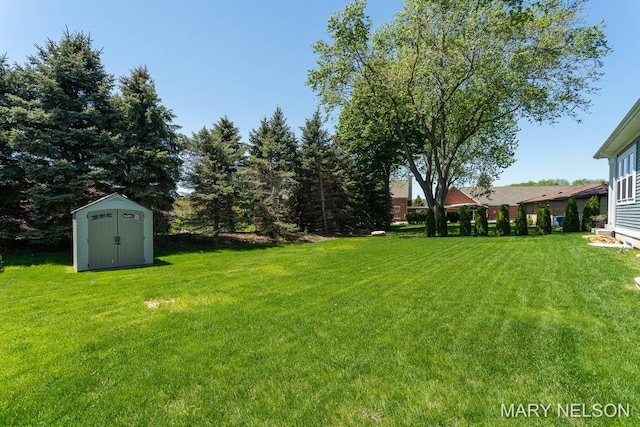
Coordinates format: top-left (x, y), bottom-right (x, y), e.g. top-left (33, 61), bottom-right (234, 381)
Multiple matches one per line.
top-left (1, 234), bottom-right (640, 425)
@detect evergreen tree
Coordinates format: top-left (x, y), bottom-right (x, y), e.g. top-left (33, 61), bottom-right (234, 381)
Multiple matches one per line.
top-left (296, 110), bottom-right (349, 234)
top-left (437, 205), bottom-right (448, 237)
top-left (562, 196), bottom-right (580, 232)
top-left (496, 204), bottom-right (511, 236)
top-left (185, 117), bottom-right (245, 233)
top-left (536, 205), bottom-right (552, 235)
top-left (9, 30), bottom-right (117, 242)
top-left (0, 55), bottom-right (28, 238)
top-left (581, 196), bottom-right (600, 231)
top-left (425, 208), bottom-right (436, 237)
top-left (459, 205), bottom-right (472, 236)
top-left (112, 66), bottom-right (182, 233)
top-left (475, 206), bottom-right (488, 236)
top-left (334, 94), bottom-right (404, 230)
top-left (515, 203), bottom-right (528, 236)
top-left (246, 108), bottom-right (298, 237)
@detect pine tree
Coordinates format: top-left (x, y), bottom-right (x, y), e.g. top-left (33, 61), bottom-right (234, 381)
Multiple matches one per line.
top-left (9, 30), bottom-right (117, 242)
top-left (185, 117), bottom-right (245, 233)
top-left (459, 205), bottom-right (472, 236)
top-left (296, 110), bottom-right (349, 234)
top-left (0, 55), bottom-right (28, 238)
top-left (425, 208), bottom-right (436, 237)
top-left (475, 206), bottom-right (488, 236)
top-left (246, 108), bottom-right (299, 237)
top-left (437, 205), bottom-right (448, 237)
top-left (536, 205), bottom-right (552, 235)
top-left (112, 66), bottom-right (182, 233)
top-left (581, 196), bottom-right (600, 231)
top-left (496, 204), bottom-right (511, 236)
top-left (562, 196), bottom-right (580, 232)
top-left (515, 203), bottom-right (528, 236)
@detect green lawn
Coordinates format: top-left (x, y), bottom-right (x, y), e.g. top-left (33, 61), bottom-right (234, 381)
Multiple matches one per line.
top-left (2, 233), bottom-right (640, 426)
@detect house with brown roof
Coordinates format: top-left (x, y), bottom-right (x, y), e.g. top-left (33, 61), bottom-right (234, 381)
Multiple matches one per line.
top-left (443, 186), bottom-right (572, 220)
top-left (521, 183), bottom-right (608, 222)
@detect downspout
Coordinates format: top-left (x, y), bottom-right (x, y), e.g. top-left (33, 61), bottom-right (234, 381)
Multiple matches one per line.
top-left (608, 157), bottom-right (616, 230)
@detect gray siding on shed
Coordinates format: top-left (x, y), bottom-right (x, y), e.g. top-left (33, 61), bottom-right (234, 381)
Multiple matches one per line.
top-left (615, 139), bottom-right (640, 231)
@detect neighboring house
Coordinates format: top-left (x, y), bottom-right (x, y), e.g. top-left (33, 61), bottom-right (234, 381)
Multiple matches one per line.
top-left (594, 99), bottom-right (640, 248)
top-left (390, 180), bottom-right (412, 221)
top-left (521, 183), bottom-right (608, 221)
top-left (443, 186), bottom-right (572, 220)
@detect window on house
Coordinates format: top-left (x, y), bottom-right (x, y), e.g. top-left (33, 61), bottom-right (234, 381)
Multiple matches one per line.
top-left (616, 145), bottom-right (636, 204)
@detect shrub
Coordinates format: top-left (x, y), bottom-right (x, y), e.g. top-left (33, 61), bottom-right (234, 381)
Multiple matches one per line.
top-left (425, 208), bottom-right (436, 237)
top-left (459, 206), bottom-right (472, 236)
top-left (496, 204), bottom-right (511, 236)
top-left (563, 196), bottom-right (580, 232)
top-left (581, 196), bottom-right (600, 231)
top-left (514, 203), bottom-right (528, 236)
top-left (536, 205), bottom-right (552, 235)
top-left (446, 211), bottom-right (459, 224)
top-left (405, 211), bottom-right (427, 224)
top-left (437, 205), bottom-right (448, 237)
top-left (475, 206), bottom-right (488, 236)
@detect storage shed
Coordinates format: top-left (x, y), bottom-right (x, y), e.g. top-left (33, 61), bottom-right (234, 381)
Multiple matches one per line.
top-left (72, 193), bottom-right (153, 272)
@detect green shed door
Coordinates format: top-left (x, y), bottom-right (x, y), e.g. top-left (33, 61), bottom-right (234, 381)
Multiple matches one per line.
top-left (88, 210), bottom-right (118, 269)
top-left (117, 210), bottom-right (145, 267)
top-left (88, 209), bottom-right (145, 270)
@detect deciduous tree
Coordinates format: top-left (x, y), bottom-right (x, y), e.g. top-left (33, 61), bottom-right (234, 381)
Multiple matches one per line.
top-left (309, 0), bottom-right (609, 211)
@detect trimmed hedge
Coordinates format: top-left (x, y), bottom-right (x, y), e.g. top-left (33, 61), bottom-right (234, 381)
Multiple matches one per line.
top-left (475, 206), bottom-right (488, 236)
top-left (515, 203), bottom-right (528, 236)
top-left (446, 211), bottom-right (459, 224)
top-left (405, 211), bottom-right (427, 224)
top-left (563, 196), bottom-right (580, 232)
top-left (496, 204), bottom-right (511, 236)
top-left (437, 206), bottom-right (448, 237)
top-left (536, 205), bottom-right (552, 235)
top-left (459, 206), bottom-right (472, 236)
top-left (581, 196), bottom-right (600, 231)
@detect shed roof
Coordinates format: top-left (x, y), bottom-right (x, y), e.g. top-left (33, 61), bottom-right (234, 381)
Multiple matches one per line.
top-left (71, 193), bottom-right (150, 214)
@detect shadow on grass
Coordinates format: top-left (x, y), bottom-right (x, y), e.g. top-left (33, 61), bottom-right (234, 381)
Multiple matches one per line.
top-left (2, 233), bottom-right (287, 269)
top-left (143, 233), bottom-right (289, 259)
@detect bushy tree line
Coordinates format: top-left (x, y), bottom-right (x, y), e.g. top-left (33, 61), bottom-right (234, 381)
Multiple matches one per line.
top-left (1, 30), bottom-right (394, 244)
top-left (183, 108), bottom-right (388, 237)
top-left (0, 30), bottom-right (181, 242)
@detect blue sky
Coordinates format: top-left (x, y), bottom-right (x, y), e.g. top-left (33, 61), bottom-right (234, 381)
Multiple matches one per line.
top-left (2, 0), bottom-right (638, 188)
